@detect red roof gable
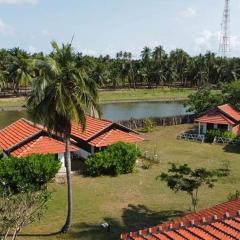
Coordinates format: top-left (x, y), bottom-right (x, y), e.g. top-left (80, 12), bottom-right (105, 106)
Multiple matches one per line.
top-left (0, 116), bottom-right (143, 154)
top-left (218, 104), bottom-right (240, 122)
top-left (89, 129), bottom-right (144, 147)
top-left (121, 199), bottom-right (240, 240)
top-left (71, 115), bottom-right (113, 141)
top-left (195, 104), bottom-right (240, 125)
top-left (195, 109), bottom-right (236, 125)
top-left (0, 118), bottom-right (41, 151)
top-left (11, 136), bottom-right (79, 157)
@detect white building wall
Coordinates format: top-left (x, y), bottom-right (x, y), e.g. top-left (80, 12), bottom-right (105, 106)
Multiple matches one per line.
top-left (57, 152), bottom-right (71, 174)
top-left (75, 149), bottom-right (91, 159)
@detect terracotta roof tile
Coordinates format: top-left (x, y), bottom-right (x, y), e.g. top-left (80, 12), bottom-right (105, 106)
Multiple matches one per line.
top-left (0, 118), bottom-right (41, 150)
top-left (195, 104), bottom-right (240, 125)
top-left (71, 115), bottom-right (113, 141)
top-left (11, 136), bottom-right (79, 157)
top-left (218, 104), bottom-right (240, 122)
top-left (121, 199), bottom-right (240, 240)
top-left (89, 129), bottom-right (144, 147)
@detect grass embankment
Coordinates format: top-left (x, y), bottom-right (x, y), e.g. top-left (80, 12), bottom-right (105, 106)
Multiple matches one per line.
top-left (0, 88), bottom-right (195, 109)
top-left (21, 124), bottom-right (240, 240)
top-left (99, 88), bottom-right (194, 103)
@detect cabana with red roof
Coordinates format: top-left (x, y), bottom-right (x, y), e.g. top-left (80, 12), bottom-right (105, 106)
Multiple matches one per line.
top-left (195, 104), bottom-right (240, 136)
top-left (0, 116), bottom-right (143, 173)
top-left (121, 198), bottom-right (240, 240)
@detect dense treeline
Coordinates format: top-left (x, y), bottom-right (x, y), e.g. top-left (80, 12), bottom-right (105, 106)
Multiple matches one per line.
top-left (1, 45), bottom-right (240, 95)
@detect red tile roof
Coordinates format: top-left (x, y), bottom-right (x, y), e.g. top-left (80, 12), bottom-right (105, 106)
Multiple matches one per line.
top-left (89, 129), bottom-right (144, 147)
top-left (71, 115), bottom-right (113, 141)
top-left (218, 104), bottom-right (240, 122)
top-left (0, 118), bottom-right (41, 151)
top-left (121, 199), bottom-right (240, 240)
top-left (195, 110), bottom-right (236, 125)
top-left (0, 116), bottom-right (143, 156)
top-left (195, 104), bottom-right (240, 125)
top-left (11, 136), bottom-right (79, 157)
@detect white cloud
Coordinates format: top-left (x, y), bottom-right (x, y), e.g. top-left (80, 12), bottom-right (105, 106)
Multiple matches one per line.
top-left (179, 7), bottom-right (196, 18)
top-left (194, 30), bottom-right (220, 53)
top-left (194, 30), bottom-right (240, 56)
top-left (0, 0), bottom-right (38, 4)
top-left (0, 18), bottom-right (14, 36)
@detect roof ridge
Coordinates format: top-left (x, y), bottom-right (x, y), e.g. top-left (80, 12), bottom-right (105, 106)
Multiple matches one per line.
top-left (121, 199), bottom-right (240, 239)
top-left (21, 118), bottom-right (46, 131)
top-left (95, 129), bottom-right (114, 147)
top-left (217, 104), bottom-right (240, 122)
top-left (87, 114), bottom-right (113, 124)
top-left (0, 118), bottom-right (29, 134)
top-left (218, 112), bottom-right (236, 124)
top-left (85, 122), bottom-right (113, 141)
top-left (122, 211), bottom-right (240, 239)
top-left (18, 136), bottom-right (43, 157)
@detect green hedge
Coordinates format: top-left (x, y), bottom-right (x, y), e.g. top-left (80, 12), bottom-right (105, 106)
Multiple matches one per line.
top-left (85, 142), bottom-right (141, 176)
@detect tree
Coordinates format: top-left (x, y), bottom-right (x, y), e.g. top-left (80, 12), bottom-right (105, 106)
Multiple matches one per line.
top-left (0, 154), bottom-right (60, 239)
top-left (222, 80), bottom-right (240, 110)
top-left (185, 86), bottom-right (223, 114)
top-left (158, 163), bottom-right (230, 212)
top-left (6, 48), bottom-right (32, 95)
top-left (27, 41), bottom-right (100, 233)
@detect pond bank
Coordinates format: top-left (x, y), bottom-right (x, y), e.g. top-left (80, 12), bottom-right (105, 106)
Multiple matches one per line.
top-left (0, 98), bottom-right (188, 112)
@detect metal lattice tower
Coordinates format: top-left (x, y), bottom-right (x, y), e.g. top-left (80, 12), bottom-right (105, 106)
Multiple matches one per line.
top-left (219, 0), bottom-right (231, 56)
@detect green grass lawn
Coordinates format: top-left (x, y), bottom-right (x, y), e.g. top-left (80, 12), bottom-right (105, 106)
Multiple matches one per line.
top-left (99, 88), bottom-right (195, 102)
top-left (0, 88), bottom-right (194, 108)
top-left (0, 97), bottom-right (26, 108)
top-left (20, 124), bottom-right (240, 240)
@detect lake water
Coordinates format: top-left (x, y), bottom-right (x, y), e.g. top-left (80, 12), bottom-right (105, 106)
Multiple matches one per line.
top-left (0, 101), bottom-right (189, 128)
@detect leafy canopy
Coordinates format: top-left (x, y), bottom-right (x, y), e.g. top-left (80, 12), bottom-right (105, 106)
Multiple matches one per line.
top-left (158, 163), bottom-right (230, 212)
top-left (85, 142), bottom-right (141, 176)
top-left (27, 41), bottom-right (100, 136)
top-left (0, 154), bottom-right (60, 194)
top-left (185, 86), bottom-right (223, 114)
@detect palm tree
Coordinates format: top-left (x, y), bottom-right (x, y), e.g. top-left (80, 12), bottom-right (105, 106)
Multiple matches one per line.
top-left (27, 41), bottom-right (99, 233)
top-left (6, 48), bottom-right (32, 95)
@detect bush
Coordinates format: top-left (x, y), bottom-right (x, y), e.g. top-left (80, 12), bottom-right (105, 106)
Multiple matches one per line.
top-left (85, 142), bottom-right (141, 176)
top-left (0, 154), bottom-right (61, 194)
top-left (0, 154), bottom-right (60, 239)
top-left (143, 118), bottom-right (156, 132)
top-left (206, 129), bottom-right (236, 142)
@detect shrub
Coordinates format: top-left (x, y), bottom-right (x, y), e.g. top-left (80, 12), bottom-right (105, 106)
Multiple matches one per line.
top-left (206, 129), bottom-right (236, 142)
top-left (143, 118), bottom-right (156, 132)
top-left (0, 154), bottom-right (61, 194)
top-left (85, 142), bottom-right (141, 176)
top-left (0, 154), bottom-right (60, 239)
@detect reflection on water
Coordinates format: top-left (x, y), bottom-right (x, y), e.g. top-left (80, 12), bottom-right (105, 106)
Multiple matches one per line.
top-left (0, 101), bottom-right (189, 128)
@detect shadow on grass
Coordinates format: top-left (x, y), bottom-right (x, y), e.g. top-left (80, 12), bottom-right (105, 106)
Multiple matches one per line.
top-left (223, 143), bottom-right (240, 154)
top-left (63, 205), bottom-right (184, 240)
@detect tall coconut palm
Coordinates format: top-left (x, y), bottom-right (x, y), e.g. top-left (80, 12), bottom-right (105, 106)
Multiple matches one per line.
top-left (27, 41), bottom-right (99, 233)
top-left (6, 48), bottom-right (32, 95)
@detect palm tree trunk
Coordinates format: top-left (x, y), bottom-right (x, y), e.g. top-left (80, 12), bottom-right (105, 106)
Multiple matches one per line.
top-left (61, 136), bottom-right (73, 233)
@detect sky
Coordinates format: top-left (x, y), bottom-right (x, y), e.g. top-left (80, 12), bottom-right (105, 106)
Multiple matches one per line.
top-left (0, 0), bottom-right (240, 57)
